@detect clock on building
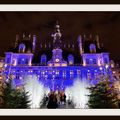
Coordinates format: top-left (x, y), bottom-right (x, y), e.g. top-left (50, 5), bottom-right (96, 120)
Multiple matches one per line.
top-left (55, 59), bottom-right (59, 62)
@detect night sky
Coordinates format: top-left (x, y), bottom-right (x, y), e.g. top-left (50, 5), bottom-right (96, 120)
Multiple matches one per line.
top-left (0, 12), bottom-right (120, 62)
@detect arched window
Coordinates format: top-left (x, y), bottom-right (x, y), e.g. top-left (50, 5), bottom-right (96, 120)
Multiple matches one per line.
top-left (40, 54), bottom-right (47, 65)
top-left (89, 44), bottom-right (96, 53)
top-left (19, 43), bottom-right (26, 53)
top-left (68, 54), bottom-right (74, 65)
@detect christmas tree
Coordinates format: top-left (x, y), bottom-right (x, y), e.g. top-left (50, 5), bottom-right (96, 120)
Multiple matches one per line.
top-left (3, 77), bottom-right (30, 108)
top-left (88, 74), bottom-right (119, 108)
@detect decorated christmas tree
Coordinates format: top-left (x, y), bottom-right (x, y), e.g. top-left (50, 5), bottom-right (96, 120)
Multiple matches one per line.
top-left (88, 74), bottom-right (119, 108)
top-left (3, 77), bottom-right (30, 108)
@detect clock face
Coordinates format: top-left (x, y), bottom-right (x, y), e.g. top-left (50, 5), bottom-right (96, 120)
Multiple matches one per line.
top-left (55, 59), bottom-right (59, 62)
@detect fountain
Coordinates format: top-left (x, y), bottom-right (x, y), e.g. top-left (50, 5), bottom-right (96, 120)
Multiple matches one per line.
top-left (24, 75), bottom-right (50, 109)
top-left (65, 78), bottom-right (90, 109)
top-left (22, 74), bottom-right (89, 109)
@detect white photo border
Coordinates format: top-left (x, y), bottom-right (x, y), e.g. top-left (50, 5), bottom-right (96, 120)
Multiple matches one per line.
top-left (0, 4), bottom-right (120, 116)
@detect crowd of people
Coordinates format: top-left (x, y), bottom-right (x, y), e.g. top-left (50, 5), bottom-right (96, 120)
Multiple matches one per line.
top-left (45, 91), bottom-right (66, 108)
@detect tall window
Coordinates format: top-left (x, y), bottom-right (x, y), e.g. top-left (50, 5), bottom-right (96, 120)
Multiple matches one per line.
top-left (25, 59), bottom-right (28, 64)
top-left (56, 70), bottom-right (59, 75)
top-left (62, 70), bottom-right (66, 78)
top-left (93, 59), bottom-right (97, 64)
top-left (19, 43), bottom-right (26, 53)
top-left (89, 44), bottom-right (96, 53)
top-left (18, 59), bottom-right (21, 64)
top-left (77, 70), bottom-right (81, 75)
top-left (104, 58), bottom-right (108, 64)
top-left (16, 75), bottom-right (20, 79)
top-left (6, 58), bottom-right (10, 64)
top-left (87, 72), bottom-right (91, 80)
top-left (86, 59), bottom-right (89, 64)
top-left (94, 73), bottom-right (98, 80)
top-left (41, 54), bottom-right (47, 65)
top-left (68, 54), bottom-right (74, 65)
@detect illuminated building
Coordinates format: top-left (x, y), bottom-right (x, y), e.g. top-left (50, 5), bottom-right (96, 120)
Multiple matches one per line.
top-left (0, 57), bottom-right (5, 107)
top-left (4, 22), bottom-right (111, 91)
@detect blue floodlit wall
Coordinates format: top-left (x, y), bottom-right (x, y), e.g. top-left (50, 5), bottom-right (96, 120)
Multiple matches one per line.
top-left (4, 51), bottom-right (112, 91)
top-left (4, 65), bottom-right (112, 91)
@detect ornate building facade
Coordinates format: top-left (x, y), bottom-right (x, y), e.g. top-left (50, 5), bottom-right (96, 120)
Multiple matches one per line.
top-left (4, 22), bottom-right (111, 91)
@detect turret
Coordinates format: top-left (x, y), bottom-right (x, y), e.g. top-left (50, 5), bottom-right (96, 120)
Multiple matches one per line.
top-left (51, 21), bottom-right (62, 49)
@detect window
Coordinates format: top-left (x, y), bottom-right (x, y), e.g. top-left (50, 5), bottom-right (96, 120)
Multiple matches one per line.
top-left (63, 70), bottom-right (66, 78)
top-left (21, 59), bottom-right (25, 64)
top-left (87, 73), bottom-right (91, 80)
top-left (104, 58), bottom-right (108, 64)
top-left (33, 70), bottom-right (38, 74)
top-left (86, 59), bottom-right (89, 64)
top-left (93, 59), bottom-right (97, 64)
top-left (16, 75), bottom-right (19, 79)
top-left (41, 54), bottom-right (47, 65)
top-left (89, 44), bottom-right (96, 53)
top-left (19, 43), bottom-right (26, 53)
top-left (77, 70), bottom-right (80, 75)
top-left (41, 70), bottom-right (45, 76)
top-left (70, 70), bottom-right (74, 75)
top-left (6, 58), bottom-right (10, 63)
top-left (18, 59), bottom-right (21, 64)
top-left (18, 58), bottom-right (29, 65)
top-left (25, 59), bottom-right (28, 64)
top-left (56, 70), bottom-right (59, 75)
top-left (94, 73), bottom-right (98, 79)
top-left (68, 54), bottom-right (74, 65)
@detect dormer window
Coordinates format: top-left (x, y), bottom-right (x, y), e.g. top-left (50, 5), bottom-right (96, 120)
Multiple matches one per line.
top-left (68, 54), bottom-right (74, 65)
top-left (19, 43), bottom-right (26, 53)
top-left (41, 54), bottom-right (47, 65)
top-left (89, 44), bottom-right (96, 53)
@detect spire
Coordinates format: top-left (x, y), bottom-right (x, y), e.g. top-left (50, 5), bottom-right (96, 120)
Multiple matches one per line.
top-left (72, 44), bottom-right (74, 49)
top-left (45, 43), bottom-right (47, 48)
top-left (49, 43), bottom-right (51, 48)
top-left (40, 44), bottom-right (43, 48)
top-left (32, 35), bottom-right (36, 52)
top-left (96, 35), bottom-right (100, 49)
top-left (89, 34), bottom-right (92, 39)
top-left (51, 21), bottom-right (62, 40)
top-left (15, 34), bottom-right (19, 48)
top-left (77, 35), bottom-right (83, 55)
top-left (83, 34), bottom-right (86, 40)
top-left (51, 21), bottom-right (62, 49)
